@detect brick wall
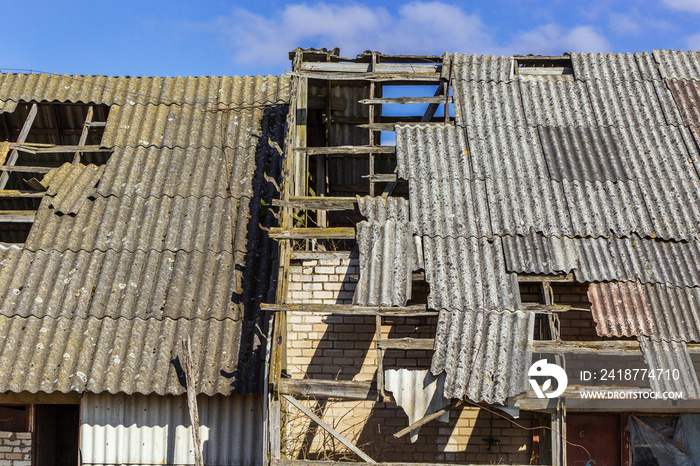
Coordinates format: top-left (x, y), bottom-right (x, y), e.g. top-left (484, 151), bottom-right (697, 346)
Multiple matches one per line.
top-left (284, 252), bottom-right (535, 464)
top-left (0, 432), bottom-right (31, 466)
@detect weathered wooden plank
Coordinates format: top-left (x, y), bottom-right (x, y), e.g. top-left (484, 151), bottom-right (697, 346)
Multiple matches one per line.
top-left (359, 96), bottom-right (453, 105)
top-left (11, 143), bottom-right (109, 154)
top-left (365, 174), bottom-right (397, 182)
top-left (0, 211), bottom-right (36, 222)
top-left (268, 227), bottom-right (355, 240)
top-left (272, 196), bottom-right (356, 211)
top-left (271, 460), bottom-right (538, 466)
top-left (294, 145), bottom-right (395, 155)
top-left (518, 67), bottom-right (572, 76)
top-left (261, 303), bottom-right (435, 317)
top-left (0, 104), bottom-right (37, 190)
top-left (291, 71), bottom-right (442, 83)
top-left (358, 122), bottom-right (452, 131)
top-left (297, 63), bottom-right (441, 74)
top-left (182, 337), bottom-right (204, 466)
top-left (0, 166), bottom-right (52, 174)
top-left (517, 273), bottom-right (575, 283)
top-left (393, 401), bottom-right (464, 439)
top-left (279, 379), bottom-right (377, 400)
top-left (376, 338), bottom-right (434, 350)
top-left (282, 394), bottom-right (377, 464)
top-left (0, 190), bottom-right (45, 198)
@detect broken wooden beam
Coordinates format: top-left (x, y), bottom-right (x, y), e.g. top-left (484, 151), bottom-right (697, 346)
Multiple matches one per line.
top-left (271, 196), bottom-right (356, 210)
top-left (294, 145), bottom-right (395, 155)
top-left (359, 96), bottom-right (453, 105)
top-left (376, 338), bottom-right (434, 350)
top-left (393, 400), bottom-right (465, 439)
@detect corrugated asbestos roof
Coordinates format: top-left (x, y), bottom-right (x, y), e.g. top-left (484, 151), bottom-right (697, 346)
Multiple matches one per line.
top-left (452, 54), bottom-right (512, 83)
top-left (0, 72), bottom-right (290, 395)
top-left (638, 336), bottom-right (700, 399)
top-left (0, 74), bottom-right (289, 108)
top-left (431, 310), bottom-right (534, 403)
top-left (667, 78), bottom-right (700, 126)
top-left (653, 50), bottom-right (700, 80)
top-left (354, 221), bottom-right (413, 307)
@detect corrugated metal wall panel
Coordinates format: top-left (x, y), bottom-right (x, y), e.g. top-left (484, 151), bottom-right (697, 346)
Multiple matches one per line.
top-left (81, 392), bottom-right (263, 465)
top-left (431, 309), bottom-right (534, 403)
top-left (638, 336), bottom-right (700, 399)
top-left (453, 54), bottom-right (512, 83)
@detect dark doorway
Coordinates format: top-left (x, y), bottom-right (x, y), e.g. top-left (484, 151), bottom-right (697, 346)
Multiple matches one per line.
top-left (567, 413), bottom-right (622, 466)
top-left (34, 404), bottom-right (80, 466)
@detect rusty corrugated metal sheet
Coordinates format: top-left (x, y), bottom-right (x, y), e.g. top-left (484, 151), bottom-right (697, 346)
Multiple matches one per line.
top-left (39, 163), bottom-right (105, 214)
top-left (25, 194), bottom-right (244, 254)
top-left (453, 54), bottom-right (512, 83)
top-left (588, 281), bottom-right (700, 341)
top-left (395, 124), bottom-right (470, 181)
top-left (571, 53), bottom-right (646, 82)
top-left (538, 126), bottom-right (631, 181)
top-left (422, 236), bottom-right (520, 311)
top-left (0, 314), bottom-right (240, 395)
top-left (653, 50), bottom-right (700, 80)
top-left (585, 77), bottom-right (683, 127)
top-left (667, 78), bottom-right (700, 126)
top-left (81, 393), bottom-right (263, 465)
top-left (0, 248), bottom-right (241, 320)
top-left (354, 221), bottom-right (413, 307)
top-left (431, 309), bottom-right (534, 403)
top-left (638, 336), bottom-right (700, 399)
top-left (0, 73), bottom-right (290, 107)
top-left (520, 76), bottom-right (598, 127)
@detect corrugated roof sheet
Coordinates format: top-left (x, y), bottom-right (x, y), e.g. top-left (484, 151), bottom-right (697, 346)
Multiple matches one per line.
top-left (667, 78), bottom-right (700, 126)
top-left (634, 52), bottom-right (663, 81)
top-left (0, 73), bottom-right (290, 108)
top-left (25, 194), bottom-right (244, 254)
top-left (588, 281), bottom-right (700, 341)
top-left (501, 231), bottom-right (576, 275)
top-left (653, 50), bottom-right (700, 80)
top-left (453, 80), bottom-right (526, 129)
top-left (0, 71), bottom-right (289, 395)
top-left (452, 54), bottom-right (512, 83)
top-left (520, 76), bottom-right (597, 127)
top-left (571, 53), bottom-right (646, 82)
top-left (354, 221), bottom-right (413, 307)
top-left (638, 336), bottom-right (700, 399)
top-left (422, 236), bottom-right (520, 312)
top-left (586, 77), bottom-right (683, 127)
top-left (394, 124), bottom-right (470, 182)
top-left (41, 163), bottom-right (105, 214)
top-left (0, 315), bottom-right (239, 396)
top-left (538, 126), bottom-right (632, 181)
top-left (357, 196), bottom-right (409, 223)
top-left (637, 179), bottom-right (700, 241)
top-left (431, 309), bottom-right (534, 403)
top-left (0, 248), bottom-right (241, 320)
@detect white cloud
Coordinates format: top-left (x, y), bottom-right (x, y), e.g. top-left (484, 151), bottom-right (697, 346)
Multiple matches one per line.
top-left (663, 0), bottom-right (700, 13)
top-left (204, 2), bottom-right (611, 69)
top-left (506, 24), bottom-right (610, 56)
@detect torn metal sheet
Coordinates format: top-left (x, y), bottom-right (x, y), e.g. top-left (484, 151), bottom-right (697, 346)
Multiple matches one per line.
top-left (0, 314), bottom-right (241, 396)
top-left (638, 336), bottom-right (700, 399)
top-left (395, 124), bottom-right (470, 181)
top-left (354, 221), bottom-right (413, 307)
top-left (422, 236), bottom-right (520, 312)
top-left (588, 281), bottom-right (700, 342)
top-left (431, 309), bottom-right (534, 403)
top-left (519, 76), bottom-right (597, 127)
top-left (384, 369), bottom-right (449, 443)
top-left (453, 54), bottom-right (512, 83)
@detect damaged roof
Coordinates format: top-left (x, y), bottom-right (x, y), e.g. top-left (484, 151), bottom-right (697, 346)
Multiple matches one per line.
top-left (0, 72), bottom-right (290, 396)
top-left (362, 50), bottom-right (700, 403)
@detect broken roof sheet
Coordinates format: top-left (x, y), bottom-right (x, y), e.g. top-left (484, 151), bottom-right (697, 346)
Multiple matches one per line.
top-left (638, 336), bottom-right (700, 399)
top-left (0, 74), bottom-right (290, 108)
top-left (653, 49), bottom-right (700, 80)
top-left (0, 72), bottom-right (289, 395)
top-left (452, 54), bottom-right (512, 83)
top-left (395, 124), bottom-right (470, 182)
top-left (431, 309), bottom-right (534, 403)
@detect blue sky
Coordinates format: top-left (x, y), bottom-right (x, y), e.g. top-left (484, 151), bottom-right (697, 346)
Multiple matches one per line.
top-left (1, 0), bottom-right (700, 77)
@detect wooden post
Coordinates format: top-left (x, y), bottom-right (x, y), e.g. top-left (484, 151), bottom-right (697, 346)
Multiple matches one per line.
top-left (551, 398), bottom-right (566, 466)
top-left (182, 336), bottom-right (204, 466)
top-left (0, 103), bottom-right (37, 189)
